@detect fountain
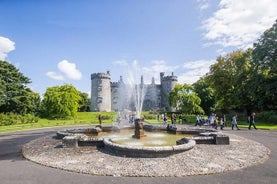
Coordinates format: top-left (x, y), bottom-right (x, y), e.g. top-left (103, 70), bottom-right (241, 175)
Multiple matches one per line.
top-left (132, 118), bottom-right (146, 138)
top-left (56, 61), bottom-right (229, 157)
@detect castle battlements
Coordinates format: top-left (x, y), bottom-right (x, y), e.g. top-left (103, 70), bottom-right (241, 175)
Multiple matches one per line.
top-left (91, 71), bottom-right (111, 80)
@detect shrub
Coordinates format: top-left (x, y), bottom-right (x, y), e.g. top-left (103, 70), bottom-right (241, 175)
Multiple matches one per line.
top-left (0, 113), bottom-right (39, 126)
top-left (256, 111), bottom-right (277, 124)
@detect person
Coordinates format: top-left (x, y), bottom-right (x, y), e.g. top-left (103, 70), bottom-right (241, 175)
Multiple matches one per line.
top-left (163, 113), bottom-right (168, 127)
top-left (220, 117), bottom-right (224, 130)
top-left (223, 115), bottom-right (227, 127)
top-left (248, 112), bottom-right (258, 130)
top-left (213, 115), bottom-right (218, 129)
top-left (171, 113), bottom-right (177, 126)
top-left (231, 114), bottom-right (240, 130)
top-left (195, 114), bottom-right (201, 126)
top-left (208, 113), bottom-right (215, 127)
top-left (98, 114), bottom-right (102, 127)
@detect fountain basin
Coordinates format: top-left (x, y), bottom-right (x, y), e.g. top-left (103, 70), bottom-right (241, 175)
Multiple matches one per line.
top-left (58, 124), bottom-right (229, 158)
top-left (104, 137), bottom-right (195, 157)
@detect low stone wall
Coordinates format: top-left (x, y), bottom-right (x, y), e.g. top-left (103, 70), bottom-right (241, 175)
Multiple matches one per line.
top-left (103, 138), bottom-right (196, 158)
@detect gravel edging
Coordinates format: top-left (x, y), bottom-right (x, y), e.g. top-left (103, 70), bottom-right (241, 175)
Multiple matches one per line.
top-left (22, 133), bottom-right (270, 177)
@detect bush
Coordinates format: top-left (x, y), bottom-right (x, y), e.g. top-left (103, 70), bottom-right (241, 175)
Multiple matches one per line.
top-left (256, 111), bottom-right (277, 124)
top-left (0, 113), bottom-right (39, 126)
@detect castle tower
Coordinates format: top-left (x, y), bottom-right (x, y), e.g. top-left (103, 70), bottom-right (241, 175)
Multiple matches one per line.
top-left (90, 71), bottom-right (111, 112)
top-left (160, 72), bottom-right (177, 111)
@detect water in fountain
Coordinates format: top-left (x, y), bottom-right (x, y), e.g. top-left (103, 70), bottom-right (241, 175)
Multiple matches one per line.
top-left (120, 60), bottom-right (146, 118)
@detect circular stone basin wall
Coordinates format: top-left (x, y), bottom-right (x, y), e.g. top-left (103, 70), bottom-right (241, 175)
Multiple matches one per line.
top-left (57, 125), bottom-right (197, 157)
top-left (104, 137), bottom-right (195, 157)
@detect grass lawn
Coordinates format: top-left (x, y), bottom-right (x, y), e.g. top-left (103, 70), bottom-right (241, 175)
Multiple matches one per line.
top-left (0, 112), bottom-right (117, 133)
top-left (0, 112), bottom-right (276, 133)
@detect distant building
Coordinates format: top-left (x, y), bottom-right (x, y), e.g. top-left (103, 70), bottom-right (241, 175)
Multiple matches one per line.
top-left (90, 71), bottom-right (177, 112)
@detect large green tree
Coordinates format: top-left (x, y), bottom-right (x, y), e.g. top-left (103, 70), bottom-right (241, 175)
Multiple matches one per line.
top-left (193, 77), bottom-right (215, 115)
top-left (41, 84), bottom-right (81, 119)
top-left (206, 49), bottom-right (253, 112)
top-left (0, 60), bottom-right (40, 114)
top-left (251, 20), bottom-right (277, 110)
top-left (169, 84), bottom-right (204, 114)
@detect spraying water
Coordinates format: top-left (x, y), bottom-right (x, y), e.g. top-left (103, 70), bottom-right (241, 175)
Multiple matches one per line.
top-left (122, 60), bottom-right (146, 118)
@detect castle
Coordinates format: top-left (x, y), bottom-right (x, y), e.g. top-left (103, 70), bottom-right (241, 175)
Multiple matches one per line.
top-left (90, 71), bottom-right (177, 112)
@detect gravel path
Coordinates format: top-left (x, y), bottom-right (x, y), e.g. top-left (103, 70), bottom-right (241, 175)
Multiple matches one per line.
top-left (22, 133), bottom-right (270, 177)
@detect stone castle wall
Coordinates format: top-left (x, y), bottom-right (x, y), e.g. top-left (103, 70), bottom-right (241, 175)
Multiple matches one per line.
top-left (90, 71), bottom-right (177, 112)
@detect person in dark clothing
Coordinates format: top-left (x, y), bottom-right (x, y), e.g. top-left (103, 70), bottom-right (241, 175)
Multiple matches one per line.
top-left (98, 114), bottom-right (102, 127)
top-left (248, 112), bottom-right (257, 130)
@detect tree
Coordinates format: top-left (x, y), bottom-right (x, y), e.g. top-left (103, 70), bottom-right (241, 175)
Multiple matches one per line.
top-left (0, 60), bottom-right (40, 114)
top-left (169, 84), bottom-right (204, 114)
top-left (193, 77), bottom-right (215, 115)
top-left (251, 20), bottom-right (277, 110)
top-left (78, 91), bottom-right (90, 112)
top-left (206, 49), bottom-right (253, 112)
top-left (41, 84), bottom-right (81, 119)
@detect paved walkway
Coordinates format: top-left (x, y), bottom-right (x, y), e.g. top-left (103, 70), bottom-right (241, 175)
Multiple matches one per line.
top-left (0, 126), bottom-right (276, 184)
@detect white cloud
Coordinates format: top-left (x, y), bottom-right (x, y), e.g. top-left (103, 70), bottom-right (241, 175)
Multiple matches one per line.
top-left (112, 60), bottom-right (128, 66)
top-left (202, 0), bottom-right (277, 49)
top-left (46, 71), bottom-right (65, 81)
top-left (0, 36), bottom-right (15, 60)
top-left (179, 60), bottom-right (216, 84)
top-left (57, 60), bottom-right (82, 80)
top-left (46, 60), bottom-right (82, 81)
top-left (197, 0), bottom-right (210, 11)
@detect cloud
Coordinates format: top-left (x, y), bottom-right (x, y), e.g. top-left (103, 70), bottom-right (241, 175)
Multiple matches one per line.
top-left (57, 60), bottom-right (82, 80)
top-left (46, 60), bottom-right (82, 81)
top-left (0, 36), bottom-right (15, 60)
top-left (197, 0), bottom-right (210, 11)
top-left (112, 60), bottom-right (128, 66)
top-left (201, 0), bottom-right (277, 49)
top-left (178, 60), bottom-right (216, 84)
top-left (46, 71), bottom-right (65, 81)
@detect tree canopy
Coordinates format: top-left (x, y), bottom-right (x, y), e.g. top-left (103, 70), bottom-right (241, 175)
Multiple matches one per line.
top-left (0, 60), bottom-right (40, 114)
top-left (41, 84), bottom-right (81, 119)
top-left (251, 20), bottom-right (277, 110)
top-left (169, 84), bottom-right (204, 114)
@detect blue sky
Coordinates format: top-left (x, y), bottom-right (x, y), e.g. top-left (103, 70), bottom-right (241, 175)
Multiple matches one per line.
top-left (1, 0), bottom-right (276, 96)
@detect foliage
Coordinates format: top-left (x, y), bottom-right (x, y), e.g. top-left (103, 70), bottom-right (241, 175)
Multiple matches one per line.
top-left (0, 113), bottom-right (38, 126)
top-left (0, 60), bottom-right (40, 114)
top-left (193, 77), bottom-right (215, 115)
top-left (168, 84), bottom-right (204, 114)
top-left (206, 49), bottom-right (253, 112)
top-left (251, 20), bottom-right (277, 111)
top-left (255, 111), bottom-right (277, 124)
top-left (41, 84), bottom-right (81, 119)
top-left (78, 91), bottom-right (90, 112)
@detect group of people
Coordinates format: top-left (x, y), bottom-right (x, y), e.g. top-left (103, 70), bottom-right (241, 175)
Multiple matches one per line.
top-left (195, 112), bottom-right (258, 130)
top-left (161, 113), bottom-right (177, 127)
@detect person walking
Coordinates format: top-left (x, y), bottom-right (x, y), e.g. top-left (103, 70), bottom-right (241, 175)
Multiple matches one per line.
top-left (220, 117), bottom-right (224, 130)
top-left (98, 114), bottom-right (102, 127)
top-left (231, 114), bottom-right (240, 130)
top-left (248, 112), bottom-right (258, 130)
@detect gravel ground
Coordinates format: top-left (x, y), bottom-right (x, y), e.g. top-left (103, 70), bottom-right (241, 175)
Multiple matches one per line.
top-left (22, 133), bottom-right (270, 177)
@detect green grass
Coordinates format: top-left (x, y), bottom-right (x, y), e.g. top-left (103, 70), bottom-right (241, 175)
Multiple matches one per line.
top-left (0, 111), bottom-right (276, 133)
top-left (0, 112), bottom-right (117, 133)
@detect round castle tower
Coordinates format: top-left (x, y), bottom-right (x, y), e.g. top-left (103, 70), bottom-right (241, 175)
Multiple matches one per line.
top-left (160, 72), bottom-right (177, 110)
top-left (90, 71), bottom-right (111, 112)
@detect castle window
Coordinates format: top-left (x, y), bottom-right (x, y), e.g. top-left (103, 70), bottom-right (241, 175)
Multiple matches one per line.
top-left (98, 86), bottom-right (102, 92)
top-left (97, 97), bottom-right (103, 103)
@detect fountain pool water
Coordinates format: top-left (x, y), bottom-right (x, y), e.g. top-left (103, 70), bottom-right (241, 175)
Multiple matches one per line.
top-left (85, 129), bottom-right (190, 147)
